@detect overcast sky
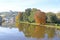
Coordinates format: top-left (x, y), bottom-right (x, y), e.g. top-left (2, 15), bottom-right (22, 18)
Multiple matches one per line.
top-left (0, 0), bottom-right (60, 13)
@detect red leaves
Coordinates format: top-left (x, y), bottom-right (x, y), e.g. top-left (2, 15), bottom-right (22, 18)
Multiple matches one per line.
top-left (34, 10), bottom-right (46, 24)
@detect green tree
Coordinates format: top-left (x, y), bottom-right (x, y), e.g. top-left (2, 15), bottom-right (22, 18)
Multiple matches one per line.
top-left (56, 12), bottom-right (60, 16)
top-left (23, 8), bottom-right (31, 22)
top-left (28, 8), bottom-right (38, 22)
top-left (56, 12), bottom-right (60, 23)
top-left (25, 8), bottom-right (31, 16)
top-left (20, 12), bottom-right (23, 21)
top-left (46, 12), bottom-right (57, 23)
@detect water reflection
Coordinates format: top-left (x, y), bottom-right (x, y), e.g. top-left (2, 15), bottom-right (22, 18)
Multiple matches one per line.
top-left (17, 23), bottom-right (59, 40)
top-left (46, 28), bottom-right (55, 38)
top-left (0, 27), bottom-right (25, 40)
top-left (56, 30), bottom-right (60, 38)
top-left (31, 25), bottom-right (46, 38)
top-left (1, 23), bottom-right (60, 40)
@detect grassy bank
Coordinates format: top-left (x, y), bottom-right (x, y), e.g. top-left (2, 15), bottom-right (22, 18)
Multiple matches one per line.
top-left (20, 22), bottom-right (60, 29)
top-left (44, 25), bottom-right (60, 29)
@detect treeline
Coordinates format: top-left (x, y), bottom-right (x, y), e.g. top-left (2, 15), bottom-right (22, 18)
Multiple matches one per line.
top-left (16, 8), bottom-right (60, 24)
top-left (46, 12), bottom-right (60, 24)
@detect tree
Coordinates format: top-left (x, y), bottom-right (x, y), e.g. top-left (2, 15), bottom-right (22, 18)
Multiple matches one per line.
top-left (28, 8), bottom-right (38, 22)
top-left (34, 10), bottom-right (46, 24)
top-left (20, 12), bottom-right (23, 21)
top-left (56, 12), bottom-right (60, 23)
top-left (56, 12), bottom-right (60, 16)
top-left (46, 12), bottom-right (57, 23)
top-left (15, 12), bottom-right (22, 27)
top-left (23, 8), bottom-right (31, 22)
top-left (25, 8), bottom-right (31, 16)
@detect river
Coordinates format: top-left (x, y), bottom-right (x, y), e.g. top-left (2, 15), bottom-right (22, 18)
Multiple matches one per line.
top-left (0, 23), bottom-right (60, 40)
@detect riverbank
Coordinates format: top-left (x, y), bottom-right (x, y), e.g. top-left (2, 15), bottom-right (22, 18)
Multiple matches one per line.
top-left (20, 22), bottom-right (60, 29)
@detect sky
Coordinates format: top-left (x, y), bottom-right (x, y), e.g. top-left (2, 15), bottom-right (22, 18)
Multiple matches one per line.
top-left (0, 0), bottom-right (60, 13)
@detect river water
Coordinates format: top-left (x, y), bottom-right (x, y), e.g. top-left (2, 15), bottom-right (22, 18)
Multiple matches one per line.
top-left (0, 23), bottom-right (60, 40)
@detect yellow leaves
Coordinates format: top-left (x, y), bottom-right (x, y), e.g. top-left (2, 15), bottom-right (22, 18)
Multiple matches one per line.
top-left (15, 12), bottom-right (22, 27)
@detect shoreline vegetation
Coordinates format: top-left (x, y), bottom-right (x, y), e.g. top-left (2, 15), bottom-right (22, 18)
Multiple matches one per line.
top-left (19, 22), bottom-right (60, 29)
top-left (15, 8), bottom-right (60, 29)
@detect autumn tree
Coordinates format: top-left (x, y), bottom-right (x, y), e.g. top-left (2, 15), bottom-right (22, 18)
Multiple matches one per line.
top-left (15, 12), bottom-right (22, 27)
top-left (34, 10), bottom-right (46, 25)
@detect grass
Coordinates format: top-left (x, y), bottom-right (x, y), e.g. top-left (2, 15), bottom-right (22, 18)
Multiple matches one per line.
top-left (20, 22), bottom-right (60, 29)
top-left (42, 24), bottom-right (60, 29)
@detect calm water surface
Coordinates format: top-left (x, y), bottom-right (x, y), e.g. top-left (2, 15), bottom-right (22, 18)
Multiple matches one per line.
top-left (0, 23), bottom-right (60, 40)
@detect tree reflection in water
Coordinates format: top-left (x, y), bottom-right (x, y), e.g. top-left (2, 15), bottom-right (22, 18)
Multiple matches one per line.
top-left (32, 25), bottom-right (46, 38)
top-left (17, 23), bottom-right (55, 39)
top-left (46, 28), bottom-right (55, 38)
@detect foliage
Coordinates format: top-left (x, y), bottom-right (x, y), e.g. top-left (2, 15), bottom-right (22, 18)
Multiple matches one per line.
top-left (15, 12), bottom-right (22, 27)
top-left (28, 8), bottom-right (38, 22)
top-left (46, 12), bottom-right (57, 23)
top-left (22, 8), bottom-right (31, 22)
top-left (15, 8), bottom-right (60, 24)
top-left (56, 12), bottom-right (60, 23)
top-left (56, 12), bottom-right (60, 16)
top-left (34, 10), bottom-right (46, 24)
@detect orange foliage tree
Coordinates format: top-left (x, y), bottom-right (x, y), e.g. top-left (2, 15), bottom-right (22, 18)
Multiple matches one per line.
top-left (15, 12), bottom-right (22, 27)
top-left (34, 10), bottom-right (46, 25)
